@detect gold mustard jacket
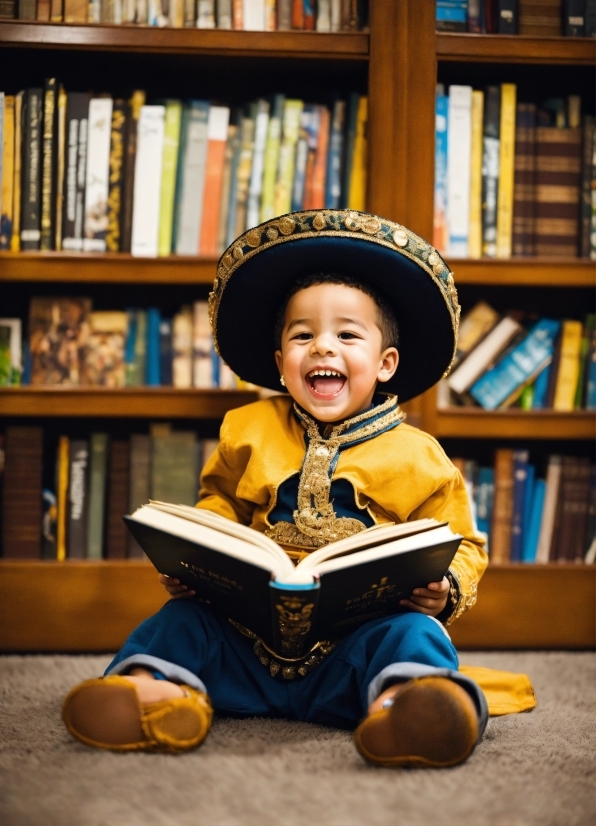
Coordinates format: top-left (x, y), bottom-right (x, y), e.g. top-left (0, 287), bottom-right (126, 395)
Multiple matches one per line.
top-left (197, 395), bottom-right (488, 625)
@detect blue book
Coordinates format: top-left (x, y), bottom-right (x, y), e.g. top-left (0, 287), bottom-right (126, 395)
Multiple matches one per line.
top-left (586, 323), bottom-right (596, 409)
top-left (22, 341), bottom-right (31, 385)
top-left (475, 466), bottom-right (494, 539)
top-left (124, 308), bottom-right (137, 385)
top-left (521, 479), bottom-right (546, 563)
top-left (159, 319), bottom-right (173, 386)
top-left (469, 318), bottom-right (561, 410)
top-left (325, 99), bottom-right (345, 209)
top-left (146, 308), bottom-right (161, 386)
top-left (521, 463), bottom-right (535, 556)
top-left (531, 362), bottom-right (551, 409)
top-left (510, 450), bottom-right (529, 562)
top-left (436, 7), bottom-right (468, 22)
top-left (434, 92), bottom-right (449, 251)
top-left (292, 105), bottom-right (313, 211)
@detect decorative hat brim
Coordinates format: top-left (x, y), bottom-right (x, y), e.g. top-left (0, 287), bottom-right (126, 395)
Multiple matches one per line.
top-left (209, 210), bottom-right (460, 402)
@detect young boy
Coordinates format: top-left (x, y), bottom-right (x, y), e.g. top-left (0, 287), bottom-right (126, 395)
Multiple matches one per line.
top-left (63, 210), bottom-right (523, 767)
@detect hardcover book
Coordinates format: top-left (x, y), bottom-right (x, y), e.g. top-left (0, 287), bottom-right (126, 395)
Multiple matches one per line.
top-left (246, 99), bottom-right (270, 229)
top-left (87, 432), bottom-right (108, 559)
top-left (535, 125), bottom-right (582, 257)
top-left (67, 439), bottom-right (89, 559)
top-left (29, 297), bottom-right (91, 386)
top-left (481, 85), bottom-right (501, 258)
top-left (105, 99), bottom-right (127, 252)
top-left (83, 310), bottom-right (128, 387)
top-left (174, 100), bottom-right (210, 255)
top-left (106, 438), bottom-right (130, 559)
top-left (84, 97), bottom-right (113, 252)
top-left (2, 426), bottom-right (43, 558)
top-left (131, 105), bottom-right (165, 257)
top-left (496, 83), bottom-right (517, 258)
top-left (125, 503), bottom-right (462, 659)
top-left (512, 102), bottom-right (536, 257)
top-left (447, 85), bottom-right (473, 257)
top-left (433, 90), bottom-right (449, 254)
top-left (199, 105), bottom-right (230, 256)
top-left (158, 100), bottom-right (182, 257)
top-left (20, 88), bottom-right (43, 251)
top-left (120, 90), bottom-right (146, 253)
top-left (40, 78), bottom-right (57, 251)
top-left (0, 95), bottom-right (15, 249)
top-left (61, 92), bottom-right (90, 251)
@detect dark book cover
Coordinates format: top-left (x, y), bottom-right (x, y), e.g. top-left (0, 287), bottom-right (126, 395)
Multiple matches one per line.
top-left (535, 126), bottom-right (582, 257)
top-left (61, 92), bottom-right (90, 251)
top-left (159, 318), bottom-right (173, 385)
top-left (562, 0), bottom-right (585, 34)
top-left (106, 98), bottom-right (126, 252)
top-left (498, 0), bottom-right (518, 32)
top-left (29, 297), bottom-right (91, 386)
top-left (67, 439), bottom-right (89, 559)
top-left (481, 86), bottom-right (501, 258)
top-left (0, 0), bottom-right (16, 16)
top-left (20, 88), bottom-right (42, 251)
top-left (2, 426), bottom-right (43, 558)
top-left (545, 328), bottom-right (563, 408)
top-left (586, 0), bottom-right (596, 35)
top-left (18, 0), bottom-right (35, 16)
top-left (87, 432), bottom-right (108, 559)
top-left (40, 78), bottom-right (57, 251)
top-left (128, 434), bottom-right (150, 559)
top-left (124, 517), bottom-right (460, 657)
top-left (341, 92), bottom-right (359, 210)
top-left (106, 438), bottom-right (130, 559)
top-left (513, 103), bottom-right (536, 256)
top-left (120, 90), bottom-right (146, 254)
top-left (580, 116), bottom-right (594, 257)
top-left (467, 0), bottom-right (486, 30)
top-left (519, 0), bottom-right (562, 35)
top-left (509, 450), bottom-right (529, 562)
top-left (569, 459), bottom-right (592, 561)
top-left (490, 448), bottom-right (514, 564)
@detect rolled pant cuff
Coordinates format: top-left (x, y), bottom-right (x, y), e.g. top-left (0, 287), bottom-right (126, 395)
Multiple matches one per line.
top-left (106, 654), bottom-right (207, 694)
top-left (367, 662), bottom-right (489, 740)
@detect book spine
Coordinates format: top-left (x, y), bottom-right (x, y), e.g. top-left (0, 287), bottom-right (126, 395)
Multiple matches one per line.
top-left (174, 101), bottom-right (209, 256)
top-left (553, 319), bottom-right (583, 410)
top-left (216, 0), bottom-right (232, 26)
top-left (105, 99), bottom-right (126, 252)
top-left (11, 91), bottom-right (22, 252)
top-left (433, 93), bottom-right (449, 254)
top-left (447, 85), bottom-right (473, 257)
top-left (232, 0), bottom-right (242, 28)
top-left (512, 102), bottom-right (536, 256)
top-left (20, 88), bottom-right (43, 251)
top-left (246, 100), bottom-right (270, 229)
top-left (0, 0), bottom-right (17, 14)
top-left (535, 125), bottom-right (582, 257)
top-left (197, 0), bottom-right (215, 25)
top-left (519, 0), bottom-right (562, 35)
top-left (106, 439), bottom-right (130, 559)
top-left (157, 100), bottom-right (182, 258)
top-left (120, 90), bottom-right (145, 254)
top-left (243, 0), bottom-right (264, 28)
top-left (37, 0), bottom-right (50, 16)
top-left (54, 85), bottom-right (67, 250)
top-left (56, 434), bottom-right (69, 561)
top-left (316, 0), bottom-right (330, 29)
top-left (83, 97), bottom-right (113, 252)
top-left (50, 0), bottom-right (62, 19)
top-left (521, 477), bottom-right (545, 562)
top-left (475, 466), bottom-right (494, 537)
top-left (217, 123), bottom-right (237, 253)
top-left (225, 120), bottom-right (243, 246)
top-left (490, 448), bottom-right (514, 563)
top-left (172, 306), bottom-right (193, 388)
top-left (274, 99), bottom-right (303, 216)
top-left (292, 112), bottom-right (309, 211)
top-left (193, 300), bottom-right (213, 388)
top-left (159, 318), bottom-right (173, 385)
top-left (63, 0), bottom-right (88, 22)
top-left (1, 426), bottom-right (43, 558)
top-left (481, 85), bottom-right (501, 257)
top-left (510, 449), bottom-right (529, 562)
top-left (131, 105), bottom-right (165, 258)
top-left (146, 307), bottom-right (161, 386)
top-left (234, 114), bottom-right (255, 236)
top-left (199, 106), bottom-right (230, 256)
top-left (586, 0), bottom-right (596, 35)
top-left (67, 439), bottom-right (89, 559)
top-left (571, 461), bottom-right (592, 561)
top-left (340, 91), bottom-right (358, 210)
top-left (128, 433), bottom-right (150, 558)
top-left (347, 95), bottom-right (367, 211)
top-left (467, 0), bottom-right (485, 31)
top-left (580, 116), bottom-right (595, 258)
top-left (61, 93), bottom-right (90, 251)
top-left (496, 83), bottom-right (517, 258)
top-left (468, 90), bottom-right (484, 259)
top-left (325, 99), bottom-right (345, 209)
top-left (291, 0), bottom-right (303, 27)
top-left (311, 104), bottom-right (330, 210)
top-left (497, 0), bottom-right (518, 32)
top-left (277, 0), bottom-right (291, 28)
top-left (562, 0), bottom-right (585, 34)
top-left (535, 455), bottom-right (562, 562)
top-left (260, 95), bottom-right (283, 223)
top-left (86, 432), bottom-right (108, 559)
top-left (40, 78), bottom-right (57, 251)
top-left (0, 96), bottom-right (15, 250)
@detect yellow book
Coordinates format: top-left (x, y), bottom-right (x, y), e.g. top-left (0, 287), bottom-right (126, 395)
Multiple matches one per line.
top-left (274, 99), bottom-right (304, 217)
top-left (1, 96), bottom-right (15, 250)
top-left (158, 100), bottom-right (182, 257)
top-left (348, 96), bottom-right (368, 211)
top-left (56, 435), bottom-right (70, 561)
top-left (496, 83), bottom-right (517, 258)
top-left (468, 90), bottom-right (484, 259)
top-left (11, 91), bottom-right (22, 252)
top-left (54, 86), bottom-right (67, 251)
top-left (553, 320), bottom-right (583, 411)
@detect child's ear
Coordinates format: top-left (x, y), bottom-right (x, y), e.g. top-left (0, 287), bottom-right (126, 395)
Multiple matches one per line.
top-left (377, 348), bottom-right (399, 383)
top-left (274, 349), bottom-right (283, 377)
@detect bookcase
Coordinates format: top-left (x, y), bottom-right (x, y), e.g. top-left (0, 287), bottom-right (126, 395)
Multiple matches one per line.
top-left (0, 2), bottom-right (594, 653)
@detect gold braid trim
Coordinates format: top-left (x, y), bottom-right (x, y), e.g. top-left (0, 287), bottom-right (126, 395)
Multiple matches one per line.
top-left (444, 567), bottom-right (479, 627)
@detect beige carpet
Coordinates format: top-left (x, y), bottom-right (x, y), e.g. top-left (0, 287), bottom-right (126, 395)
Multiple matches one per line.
top-left (0, 651), bottom-right (594, 826)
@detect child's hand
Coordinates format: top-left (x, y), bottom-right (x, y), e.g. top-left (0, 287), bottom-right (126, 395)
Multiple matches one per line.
top-left (159, 574), bottom-right (195, 600)
top-left (400, 577), bottom-right (449, 617)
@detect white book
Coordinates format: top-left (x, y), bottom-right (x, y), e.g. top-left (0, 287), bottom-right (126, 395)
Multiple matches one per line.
top-left (446, 316), bottom-right (521, 396)
top-left (535, 456), bottom-right (562, 563)
top-left (330, 0), bottom-right (340, 30)
top-left (131, 105), bottom-right (165, 258)
top-left (316, 0), bottom-right (330, 30)
top-left (175, 101), bottom-right (210, 255)
top-left (216, 0), bottom-right (231, 26)
top-left (197, 0), bottom-right (215, 26)
top-left (172, 307), bottom-right (193, 388)
top-left (193, 300), bottom-right (213, 388)
top-left (447, 85), bottom-right (473, 258)
top-left (243, 0), bottom-right (265, 30)
top-left (247, 100), bottom-right (270, 229)
top-left (83, 98), bottom-right (113, 252)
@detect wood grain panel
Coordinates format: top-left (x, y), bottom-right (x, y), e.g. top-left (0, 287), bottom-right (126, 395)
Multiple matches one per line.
top-left (450, 257), bottom-right (595, 287)
top-left (434, 408), bottom-right (596, 440)
top-left (437, 32), bottom-right (596, 65)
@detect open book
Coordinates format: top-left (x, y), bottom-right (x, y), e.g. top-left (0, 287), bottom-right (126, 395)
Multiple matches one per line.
top-left (125, 502), bottom-right (462, 659)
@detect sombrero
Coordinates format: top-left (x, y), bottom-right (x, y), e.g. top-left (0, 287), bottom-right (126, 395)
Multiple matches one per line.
top-left (209, 209), bottom-right (460, 402)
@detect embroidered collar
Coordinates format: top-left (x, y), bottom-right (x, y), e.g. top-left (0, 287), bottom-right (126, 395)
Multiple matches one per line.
top-left (293, 394), bottom-right (404, 448)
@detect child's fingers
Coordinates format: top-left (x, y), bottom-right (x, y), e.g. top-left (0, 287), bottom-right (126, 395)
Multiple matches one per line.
top-left (170, 589), bottom-right (196, 600)
top-left (399, 599), bottom-right (435, 615)
top-left (158, 574), bottom-right (179, 585)
top-left (412, 587), bottom-right (444, 600)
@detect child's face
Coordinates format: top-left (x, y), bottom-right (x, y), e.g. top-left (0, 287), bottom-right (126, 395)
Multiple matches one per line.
top-left (274, 283), bottom-right (398, 423)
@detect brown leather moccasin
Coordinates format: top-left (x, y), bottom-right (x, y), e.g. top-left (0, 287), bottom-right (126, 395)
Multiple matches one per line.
top-left (62, 675), bottom-right (213, 753)
top-left (354, 676), bottom-right (479, 768)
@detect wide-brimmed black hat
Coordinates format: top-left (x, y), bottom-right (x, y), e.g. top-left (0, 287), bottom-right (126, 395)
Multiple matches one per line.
top-left (209, 209), bottom-right (460, 402)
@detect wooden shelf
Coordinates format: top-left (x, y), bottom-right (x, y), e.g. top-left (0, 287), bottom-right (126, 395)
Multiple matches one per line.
top-left (0, 21), bottom-right (369, 59)
top-left (0, 387), bottom-right (259, 418)
top-left (449, 257), bottom-right (595, 287)
top-left (436, 31), bottom-right (596, 65)
top-left (0, 560), bottom-right (592, 651)
top-left (0, 251), bottom-right (217, 283)
top-left (434, 408), bottom-right (595, 439)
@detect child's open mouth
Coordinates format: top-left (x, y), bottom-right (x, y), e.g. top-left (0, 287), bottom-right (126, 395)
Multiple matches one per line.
top-left (306, 368), bottom-right (347, 397)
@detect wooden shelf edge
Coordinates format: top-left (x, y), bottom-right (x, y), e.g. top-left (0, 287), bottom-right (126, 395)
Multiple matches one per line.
top-left (435, 408), bottom-right (595, 439)
top-left (0, 387), bottom-right (260, 417)
top-left (449, 257), bottom-right (595, 287)
top-left (436, 31), bottom-right (596, 64)
top-left (0, 21), bottom-right (369, 58)
top-left (0, 251), bottom-right (218, 283)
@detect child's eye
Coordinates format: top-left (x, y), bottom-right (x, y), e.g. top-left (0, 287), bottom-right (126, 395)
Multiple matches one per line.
top-left (338, 331), bottom-right (358, 340)
top-left (292, 332), bottom-right (313, 341)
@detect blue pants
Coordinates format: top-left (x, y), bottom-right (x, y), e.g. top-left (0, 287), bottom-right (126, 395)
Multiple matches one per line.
top-left (106, 600), bottom-right (488, 734)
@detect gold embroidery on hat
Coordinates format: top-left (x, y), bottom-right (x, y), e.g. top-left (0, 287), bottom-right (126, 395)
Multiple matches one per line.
top-left (312, 212), bottom-right (326, 230)
top-left (362, 216), bottom-right (381, 234)
top-left (278, 216), bottom-right (296, 235)
top-left (392, 229), bottom-right (408, 247)
top-left (233, 245), bottom-right (244, 259)
top-left (266, 227), bottom-right (279, 241)
top-left (246, 228), bottom-right (262, 248)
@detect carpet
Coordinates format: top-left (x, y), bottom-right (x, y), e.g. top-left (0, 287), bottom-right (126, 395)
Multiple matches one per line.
top-left (0, 651), bottom-right (594, 826)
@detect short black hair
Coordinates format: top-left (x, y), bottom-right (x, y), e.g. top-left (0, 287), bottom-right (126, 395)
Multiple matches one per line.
top-left (274, 271), bottom-right (399, 351)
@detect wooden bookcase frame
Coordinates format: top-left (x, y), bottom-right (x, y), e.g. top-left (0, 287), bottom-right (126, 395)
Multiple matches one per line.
top-left (0, 4), bottom-right (594, 652)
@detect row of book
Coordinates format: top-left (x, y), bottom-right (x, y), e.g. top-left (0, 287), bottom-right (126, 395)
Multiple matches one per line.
top-left (6, 0), bottom-right (368, 29)
top-left (0, 425), bottom-right (219, 559)
top-left (433, 84), bottom-right (595, 259)
top-left (440, 302), bottom-right (596, 411)
top-left (0, 84), bottom-right (367, 256)
top-left (459, 450), bottom-right (595, 564)
top-left (0, 298), bottom-right (246, 389)
top-left (436, 0), bottom-right (596, 36)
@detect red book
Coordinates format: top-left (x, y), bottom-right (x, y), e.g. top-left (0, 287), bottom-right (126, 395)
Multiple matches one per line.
top-left (311, 106), bottom-right (330, 209)
top-left (199, 107), bottom-right (230, 257)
